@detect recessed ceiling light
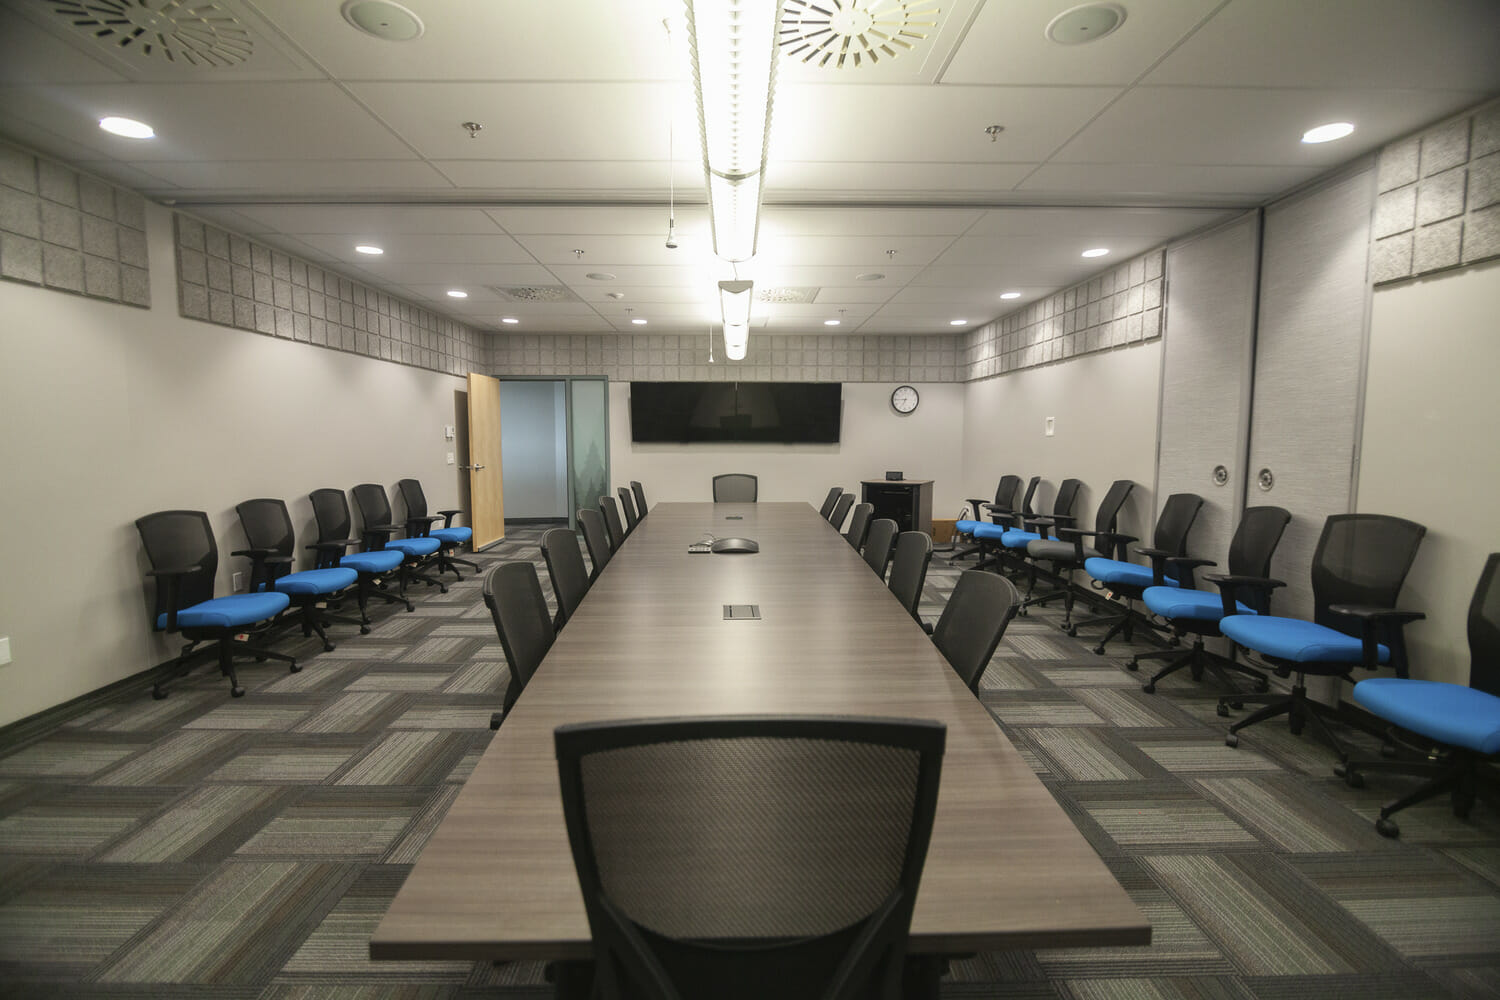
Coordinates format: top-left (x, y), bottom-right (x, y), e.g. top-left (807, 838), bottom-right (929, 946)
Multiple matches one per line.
top-left (1000, 291), bottom-right (1022, 300)
top-left (585, 272), bottom-right (616, 281)
top-left (501, 317), bottom-right (519, 324)
top-left (824, 319), bottom-right (841, 326)
top-left (99, 116), bottom-right (154, 139)
top-left (856, 272), bottom-right (886, 281)
top-left (949, 319), bottom-right (968, 326)
top-left (631, 317), bottom-right (648, 325)
top-left (1081, 247), bottom-right (1110, 258)
top-left (1302, 121), bottom-right (1354, 144)
top-left (355, 244), bottom-right (384, 255)
top-left (446, 289), bottom-right (468, 298)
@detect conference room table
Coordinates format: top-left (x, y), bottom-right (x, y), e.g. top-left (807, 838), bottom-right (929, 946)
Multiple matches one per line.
top-left (371, 501), bottom-right (1149, 978)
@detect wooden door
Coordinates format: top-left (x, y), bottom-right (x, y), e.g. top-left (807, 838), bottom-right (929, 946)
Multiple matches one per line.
top-left (466, 373), bottom-right (505, 549)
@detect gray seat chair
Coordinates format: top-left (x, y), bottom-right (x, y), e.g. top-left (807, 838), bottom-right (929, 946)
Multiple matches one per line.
top-left (888, 530), bottom-right (934, 625)
top-left (541, 526), bottom-right (592, 632)
top-left (578, 508), bottom-right (612, 580)
top-left (484, 561), bottom-right (555, 731)
top-left (818, 486), bottom-right (843, 520)
top-left (844, 502), bottom-right (874, 550)
top-left (630, 481), bottom-right (648, 520)
top-left (828, 493), bottom-right (855, 531)
top-left (862, 518), bottom-right (899, 579)
top-left (616, 487), bottom-right (639, 536)
top-left (933, 570), bottom-right (1022, 692)
top-left (712, 473), bottom-right (758, 502)
top-left (599, 495), bottom-right (627, 551)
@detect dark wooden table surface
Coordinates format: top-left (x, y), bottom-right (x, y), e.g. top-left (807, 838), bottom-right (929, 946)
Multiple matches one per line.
top-left (372, 502), bottom-right (1149, 961)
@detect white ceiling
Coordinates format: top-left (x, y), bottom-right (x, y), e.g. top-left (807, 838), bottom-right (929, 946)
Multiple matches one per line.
top-left (0, 0), bottom-right (1495, 336)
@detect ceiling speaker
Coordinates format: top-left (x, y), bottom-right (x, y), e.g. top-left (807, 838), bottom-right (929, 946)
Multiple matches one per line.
top-left (341, 0), bottom-right (424, 42)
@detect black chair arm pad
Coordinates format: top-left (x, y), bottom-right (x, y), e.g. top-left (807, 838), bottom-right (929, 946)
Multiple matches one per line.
top-left (1203, 573), bottom-right (1285, 618)
top-left (409, 515), bottom-right (443, 525)
top-left (1134, 546), bottom-right (1175, 559)
top-left (147, 565), bottom-right (195, 578)
top-left (231, 547), bottom-right (273, 559)
top-left (436, 508), bottom-right (461, 527)
top-left (363, 524), bottom-right (402, 536)
top-left (1327, 604), bottom-right (1427, 624)
top-left (1165, 556), bottom-right (1217, 570)
top-left (308, 539), bottom-right (357, 552)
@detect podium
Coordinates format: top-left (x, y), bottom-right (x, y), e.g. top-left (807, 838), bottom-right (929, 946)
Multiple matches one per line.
top-left (860, 479), bottom-right (933, 535)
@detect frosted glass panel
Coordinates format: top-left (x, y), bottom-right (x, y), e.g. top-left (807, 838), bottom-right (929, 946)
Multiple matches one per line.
top-left (568, 379), bottom-right (609, 527)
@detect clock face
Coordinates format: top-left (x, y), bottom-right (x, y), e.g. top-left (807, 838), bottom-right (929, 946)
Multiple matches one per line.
top-left (891, 385), bottom-right (919, 414)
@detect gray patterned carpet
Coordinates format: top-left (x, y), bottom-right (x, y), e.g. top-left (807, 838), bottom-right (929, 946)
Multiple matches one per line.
top-left (1, 526), bottom-right (1498, 999)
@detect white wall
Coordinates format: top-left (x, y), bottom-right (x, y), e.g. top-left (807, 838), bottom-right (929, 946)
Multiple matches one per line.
top-left (960, 342), bottom-right (1164, 540)
top-left (499, 379), bottom-right (567, 518)
top-left (1357, 258), bottom-right (1500, 684)
top-left (608, 381), bottom-right (967, 518)
top-left (0, 201), bottom-right (467, 726)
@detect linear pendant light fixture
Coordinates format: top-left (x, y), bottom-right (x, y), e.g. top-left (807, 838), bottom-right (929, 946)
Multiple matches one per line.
top-left (719, 279), bottom-right (753, 360)
top-left (684, 0), bottom-right (785, 263)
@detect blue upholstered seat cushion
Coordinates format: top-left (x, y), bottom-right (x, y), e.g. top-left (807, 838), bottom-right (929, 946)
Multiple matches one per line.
top-left (156, 592), bottom-right (288, 630)
top-left (1220, 615), bottom-right (1388, 664)
top-left (1027, 539), bottom-right (1101, 562)
top-left (272, 567), bottom-right (357, 596)
top-left (1353, 678), bottom-right (1500, 755)
top-left (1143, 586), bottom-right (1253, 620)
top-left (386, 537), bottom-right (440, 557)
top-left (1001, 529), bottom-right (1040, 549)
top-left (432, 526), bottom-right (471, 545)
top-left (971, 522), bottom-right (1009, 540)
top-left (955, 519), bottom-right (983, 535)
top-left (341, 550), bottom-right (403, 574)
top-left (1084, 557), bottom-right (1177, 590)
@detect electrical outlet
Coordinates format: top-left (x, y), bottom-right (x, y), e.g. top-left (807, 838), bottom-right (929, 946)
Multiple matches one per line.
top-left (232, 571), bottom-right (244, 591)
top-left (1045, 416), bottom-right (1055, 437)
top-left (0, 636), bottom-right (11, 666)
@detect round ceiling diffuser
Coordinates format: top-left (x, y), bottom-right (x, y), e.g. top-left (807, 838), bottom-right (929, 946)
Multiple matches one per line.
top-left (44, 0), bottom-right (253, 66)
top-left (340, 0), bottom-right (424, 42)
top-left (1045, 4), bottom-right (1127, 45)
top-left (780, 0), bottom-right (940, 68)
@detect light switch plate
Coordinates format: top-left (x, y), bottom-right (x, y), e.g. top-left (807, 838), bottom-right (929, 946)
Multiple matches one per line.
top-left (444, 424), bottom-right (455, 440)
top-left (1045, 416), bottom-right (1055, 437)
top-left (0, 636), bottom-right (10, 666)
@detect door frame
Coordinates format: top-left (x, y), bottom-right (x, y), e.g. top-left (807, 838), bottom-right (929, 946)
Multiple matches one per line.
top-left (498, 375), bottom-right (610, 530)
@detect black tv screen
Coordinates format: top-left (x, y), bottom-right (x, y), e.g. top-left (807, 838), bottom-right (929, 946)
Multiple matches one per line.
top-left (629, 382), bottom-right (842, 444)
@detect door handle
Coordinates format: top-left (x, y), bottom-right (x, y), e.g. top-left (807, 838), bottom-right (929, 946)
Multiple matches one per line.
top-left (460, 464), bottom-right (485, 471)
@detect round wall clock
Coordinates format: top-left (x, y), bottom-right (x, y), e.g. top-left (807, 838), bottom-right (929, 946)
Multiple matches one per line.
top-left (891, 384), bottom-right (920, 414)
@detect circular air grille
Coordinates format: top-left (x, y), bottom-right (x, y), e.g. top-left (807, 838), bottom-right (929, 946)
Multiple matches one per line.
top-left (45, 0), bottom-right (253, 67)
top-left (780, 0), bottom-right (939, 68)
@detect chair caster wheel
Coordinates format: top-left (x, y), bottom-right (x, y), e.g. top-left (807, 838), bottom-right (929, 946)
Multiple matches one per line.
top-left (152, 686), bottom-right (168, 700)
top-left (1380, 742), bottom-right (1397, 759)
top-left (1375, 817), bottom-right (1400, 839)
top-left (404, 603), bottom-right (415, 613)
top-left (439, 585), bottom-right (448, 594)
top-left (1092, 645), bottom-right (1106, 655)
top-left (1142, 682), bottom-right (1155, 694)
top-left (231, 686), bottom-right (246, 698)
top-left (360, 625), bottom-right (371, 635)
top-left (1229, 701), bottom-right (1244, 710)
top-left (1017, 608), bottom-right (1028, 617)
top-left (1216, 703), bottom-right (1229, 717)
top-left (1225, 734), bottom-right (1239, 748)
top-left (1345, 770), bottom-right (1364, 789)
top-left (289, 662), bottom-right (302, 673)
top-left (322, 641), bottom-right (336, 652)
top-left (1064, 626), bottom-right (1078, 637)
top-left (1127, 659), bottom-right (1140, 672)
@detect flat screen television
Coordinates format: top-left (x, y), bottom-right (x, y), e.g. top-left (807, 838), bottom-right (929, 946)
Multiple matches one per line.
top-left (629, 381), bottom-right (842, 444)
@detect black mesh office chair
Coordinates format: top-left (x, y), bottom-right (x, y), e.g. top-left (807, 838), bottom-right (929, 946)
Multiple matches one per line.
top-left (952, 475), bottom-right (1021, 564)
top-left (933, 570), bottom-right (1021, 692)
top-left (844, 502), bottom-right (874, 550)
top-left (863, 518), bottom-right (899, 579)
top-left (541, 526), bottom-right (592, 631)
top-left (235, 497), bottom-right (366, 651)
top-left (578, 508), bottom-right (612, 580)
top-left (396, 477), bottom-right (478, 580)
top-left (351, 483), bottom-right (448, 596)
top-left (484, 561), bottom-right (555, 731)
top-left (309, 487), bottom-right (413, 617)
top-left (554, 715), bottom-right (946, 1000)
top-left (617, 488), bottom-right (640, 536)
top-left (818, 487), bottom-right (844, 521)
top-left (888, 531), bottom-right (934, 626)
top-left (600, 496), bottom-right (627, 552)
top-left (828, 493), bottom-right (855, 531)
top-left (713, 473), bottom-right (758, 502)
top-left (631, 481), bottom-right (648, 520)
top-left (1020, 479), bottom-right (1134, 630)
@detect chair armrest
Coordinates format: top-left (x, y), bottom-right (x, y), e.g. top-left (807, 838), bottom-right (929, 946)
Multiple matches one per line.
top-left (308, 539), bottom-right (358, 552)
top-left (360, 524), bottom-right (402, 551)
top-left (1134, 546), bottom-right (1182, 586)
top-left (1202, 573), bottom-right (1287, 618)
top-left (308, 539), bottom-right (356, 569)
top-left (147, 565), bottom-right (196, 578)
top-left (436, 508), bottom-right (461, 528)
top-left (1329, 605), bottom-right (1428, 672)
top-left (404, 515), bottom-right (443, 537)
top-left (1058, 528), bottom-right (1134, 561)
top-left (146, 567), bottom-right (193, 632)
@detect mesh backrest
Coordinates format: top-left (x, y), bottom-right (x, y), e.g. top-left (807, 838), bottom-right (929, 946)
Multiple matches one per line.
top-left (1310, 514), bottom-right (1425, 629)
top-left (1018, 476), bottom-right (1041, 517)
top-left (1093, 480), bottom-right (1135, 540)
top-left (933, 571), bottom-right (1020, 691)
top-left (310, 488), bottom-right (352, 543)
top-left (1469, 554), bottom-right (1500, 697)
top-left (136, 510), bottom-right (217, 617)
top-left (818, 487), bottom-right (843, 520)
top-left (482, 562), bottom-right (554, 696)
top-left (713, 474), bottom-right (758, 502)
top-left (863, 519), bottom-right (899, 578)
top-left (887, 531), bottom-right (933, 621)
top-left (578, 508), bottom-right (612, 577)
top-left (993, 475), bottom-right (1021, 511)
top-left (829, 493), bottom-right (855, 530)
top-left (617, 488), bottom-right (639, 530)
top-left (1153, 493), bottom-right (1204, 554)
top-left (844, 503), bottom-right (873, 549)
top-left (351, 483), bottom-right (394, 530)
top-left (1053, 478), bottom-right (1083, 518)
top-left (397, 478), bottom-right (428, 519)
top-left (542, 527), bottom-right (592, 627)
top-left (1228, 507), bottom-right (1292, 579)
top-left (631, 481), bottom-right (648, 518)
top-left (599, 496), bottom-right (626, 551)
top-left (235, 498), bottom-right (295, 557)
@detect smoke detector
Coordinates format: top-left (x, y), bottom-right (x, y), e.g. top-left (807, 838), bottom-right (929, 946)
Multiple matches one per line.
top-left (1045, 4), bottom-right (1126, 45)
top-left (341, 0), bottom-right (424, 41)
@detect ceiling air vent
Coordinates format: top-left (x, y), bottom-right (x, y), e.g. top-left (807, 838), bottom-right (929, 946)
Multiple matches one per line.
top-left (45, 0), bottom-right (253, 67)
top-left (779, 0), bottom-right (939, 68)
top-left (488, 285), bottom-right (578, 303)
top-left (756, 286), bottom-right (820, 304)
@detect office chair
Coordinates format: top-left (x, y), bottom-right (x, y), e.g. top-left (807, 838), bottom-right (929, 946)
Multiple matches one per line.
top-left (969, 475), bottom-right (1040, 571)
top-left (135, 510), bottom-right (295, 699)
top-left (828, 493), bottom-right (855, 531)
top-left (818, 486), bottom-right (844, 521)
top-left (578, 508), bottom-right (612, 580)
top-left (932, 570), bottom-right (1022, 692)
top-left (554, 715), bottom-right (945, 1000)
top-left (617, 487), bottom-right (640, 536)
top-left (1020, 479), bottom-right (1135, 630)
top-left (952, 474), bottom-right (1021, 563)
top-left (1130, 505), bottom-right (1291, 694)
top-left (844, 502), bottom-right (874, 551)
top-left (397, 478), bottom-right (478, 580)
top-left (1344, 553), bottom-right (1500, 837)
top-left (631, 481), bottom-right (648, 520)
top-left (994, 478), bottom-right (1084, 593)
top-left (541, 526), bottom-right (592, 632)
top-left (1069, 492), bottom-right (1205, 654)
top-left (888, 530), bottom-right (934, 626)
top-left (862, 518), bottom-right (899, 579)
top-left (484, 561), bottom-right (555, 731)
top-left (234, 498), bottom-right (364, 652)
top-left (599, 496), bottom-right (628, 552)
top-left (713, 473), bottom-right (758, 502)
top-left (351, 483), bottom-right (448, 596)
top-left (1218, 513), bottom-right (1427, 761)
top-left (309, 487), bottom-right (412, 617)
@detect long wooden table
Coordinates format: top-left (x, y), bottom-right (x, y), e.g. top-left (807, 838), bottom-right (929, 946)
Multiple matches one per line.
top-left (372, 502), bottom-right (1149, 961)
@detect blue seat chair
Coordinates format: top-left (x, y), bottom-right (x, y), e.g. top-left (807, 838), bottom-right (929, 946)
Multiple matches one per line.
top-left (352, 483), bottom-right (449, 596)
top-left (235, 497), bottom-right (364, 652)
top-left (952, 474), bottom-right (1021, 564)
top-left (1069, 492), bottom-right (1204, 655)
top-left (969, 475), bottom-right (1040, 571)
top-left (398, 478), bottom-right (477, 580)
top-left (1217, 513), bottom-right (1427, 761)
top-left (1130, 505), bottom-right (1292, 694)
top-left (1344, 552), bottom-right (1500, 838)
top-left (1019, 479), bottom-right (1135, 630)
top-left (309, 487), bottom-right (413, 618)
top-left (135, 510), bottom-right (296, 699)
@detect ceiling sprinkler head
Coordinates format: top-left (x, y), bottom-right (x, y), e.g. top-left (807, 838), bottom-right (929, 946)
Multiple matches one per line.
top-left (461, 121), bottom-right (482, 138)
